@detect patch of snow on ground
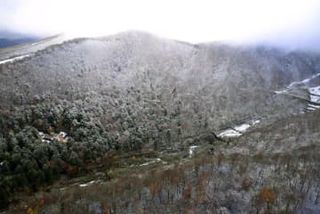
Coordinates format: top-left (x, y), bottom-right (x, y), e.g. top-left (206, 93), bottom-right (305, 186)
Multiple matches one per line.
top-left (309, 86), bottom-right (320, 103)
top-left (189, 146), bottom-right (199, 157)
top-left (275, 72), bottom-right (320, 95)
top-left (288, 73), bottom-right (320, 88)
top-left (79, 180), bottom-right (100, 188)
top-left (234, 124), bottom-right (251, 132)
top-left (218, 129), bottom-right (242, 138)
top-left (31, 42), bottom-right (41, 46)
top-left (274, 73), bottom-right (320, 112)
top-left (252, 120), bottom-right (261, 125)
top-left (307, 86), bottom-right (320, 111)
top-left (139, 158), bottom-right (162, 166)
top-left (274, 89), bottom-right (288, 94)
top-left (218, 120), bottom-right (260, 138)
top-left (0, 55), bottom-right (29, 65)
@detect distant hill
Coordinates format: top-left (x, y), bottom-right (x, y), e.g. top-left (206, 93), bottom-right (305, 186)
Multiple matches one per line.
top-left (0, 30), bottom-right (39, 48)
top-left (0, 37), bottom-right (37, 48)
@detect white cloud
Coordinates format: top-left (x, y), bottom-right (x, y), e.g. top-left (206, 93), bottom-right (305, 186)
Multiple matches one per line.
top-left (1, 0), bottom-right (320, 46)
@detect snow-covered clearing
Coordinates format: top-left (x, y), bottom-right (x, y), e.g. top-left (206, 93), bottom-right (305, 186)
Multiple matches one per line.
top-left (0, 55), bottom-right (29, 65)
top-left (218, 120), bottom-right (260, 138)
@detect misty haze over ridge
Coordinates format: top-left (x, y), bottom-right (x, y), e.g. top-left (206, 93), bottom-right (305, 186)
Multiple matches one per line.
top-left (1, 0), bottom-right (320, 51)
top-left (1, 29), bottom-right (320, 53)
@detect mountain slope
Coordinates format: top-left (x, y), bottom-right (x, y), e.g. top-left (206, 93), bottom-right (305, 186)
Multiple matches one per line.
top-left (1, 32), bottom-right (319, 125)
top-left (0, 31), bottom-right (320, 211)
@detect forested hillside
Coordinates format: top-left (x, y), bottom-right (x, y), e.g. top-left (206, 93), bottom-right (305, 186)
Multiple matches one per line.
top-left (0, 32), bottom-right (320, 212)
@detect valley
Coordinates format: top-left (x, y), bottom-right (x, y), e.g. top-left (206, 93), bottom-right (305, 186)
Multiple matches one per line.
top-left (0, 32), bottom-right (319, 213)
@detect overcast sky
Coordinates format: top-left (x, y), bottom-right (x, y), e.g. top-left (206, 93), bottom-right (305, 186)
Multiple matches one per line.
top-left (1, 0), bottom-right (320, 50)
